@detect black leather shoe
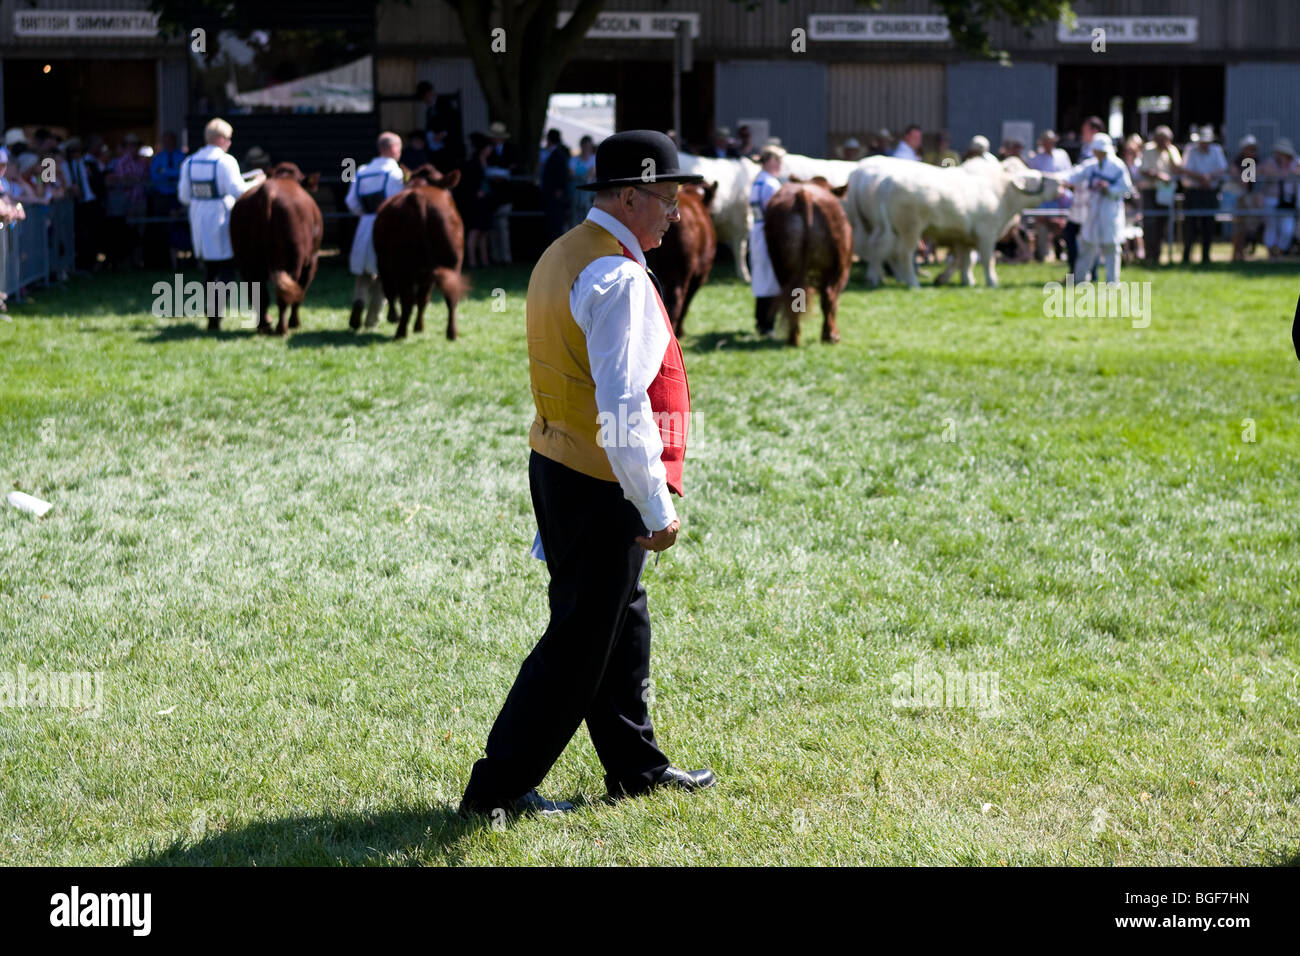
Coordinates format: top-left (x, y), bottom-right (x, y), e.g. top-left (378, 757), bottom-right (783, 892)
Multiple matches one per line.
top-left (608, 766), bottom-right (717, 799)
top-left (458, 788), bottom-right (575, 819)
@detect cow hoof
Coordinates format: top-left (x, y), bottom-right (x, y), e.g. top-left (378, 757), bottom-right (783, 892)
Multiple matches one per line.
top-left (289, 317), bottom-right (301, 329)
top-left (255, 322), bottom-right (274, 335)
top-left (394, 328), bottom-right (407, 340)
top-left (446, 329), bottom-right (457, 342)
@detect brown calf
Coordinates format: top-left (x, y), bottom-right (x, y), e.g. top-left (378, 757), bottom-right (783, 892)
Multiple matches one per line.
top-left (229, 162), bottom-right (323, 336)
top-left (372, 164), bottom-right (468, 340)
top-left (763, 180), bottom-right (852, 345)
top-left (644, 181), bottom-right (717, 337)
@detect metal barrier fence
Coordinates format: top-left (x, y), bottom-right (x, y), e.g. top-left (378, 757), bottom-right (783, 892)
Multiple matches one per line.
top-left (0, 199), bottom-right (76, 299)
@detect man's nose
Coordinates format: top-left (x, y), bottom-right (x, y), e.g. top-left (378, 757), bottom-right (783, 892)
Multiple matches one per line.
top-left (668, 205), bottom-right (681, 222)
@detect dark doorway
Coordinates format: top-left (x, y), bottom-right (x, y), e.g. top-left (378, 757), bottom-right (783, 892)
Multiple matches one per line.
top-left (556, 57), bottom-right (714, 152)
top-left (4, 58), bottom-right (157, 144)
top-left (1057, 63), bottom-right (1225, 145)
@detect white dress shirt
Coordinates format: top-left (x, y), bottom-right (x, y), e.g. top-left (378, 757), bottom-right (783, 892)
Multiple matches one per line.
top-left (568, 206), bottom-right (677, 532)
top-left (177, 144), bottom-right (256, 260)
top-left (891, 141), bottom-right (921, 162)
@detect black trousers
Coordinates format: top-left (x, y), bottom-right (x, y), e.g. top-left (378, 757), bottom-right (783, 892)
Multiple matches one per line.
top-left (1183, 188), bottom-right (1218, 263)
top-left (461, 452), bottom-right (671, 806)
top-left (202, 259), bottom-right (237, 326)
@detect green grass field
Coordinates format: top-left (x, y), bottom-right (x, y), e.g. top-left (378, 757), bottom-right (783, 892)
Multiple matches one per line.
top-left (2, 253), bottom-right (1298, 865)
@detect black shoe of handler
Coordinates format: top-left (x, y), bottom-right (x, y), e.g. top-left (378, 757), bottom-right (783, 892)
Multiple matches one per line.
top-left (348, 300), bottom-right (364, 330)
top-left (606, 766), bottom-right (717, 800)
top-left (458, 788), bottom-right (575, 820)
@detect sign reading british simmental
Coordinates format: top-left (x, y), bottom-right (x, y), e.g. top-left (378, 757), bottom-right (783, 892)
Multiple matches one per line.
top-left (14, 9), bottom-right (160, 37)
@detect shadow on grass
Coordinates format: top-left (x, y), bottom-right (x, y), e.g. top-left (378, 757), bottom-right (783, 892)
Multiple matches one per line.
top-left (286, 328), bottom-right (392, 348)
top-left (128, 796), bottom-right (603, 865)
top-left (141, 322), bottom-right (264, 343)
top-left (684, 330), bottom-right (789, 353)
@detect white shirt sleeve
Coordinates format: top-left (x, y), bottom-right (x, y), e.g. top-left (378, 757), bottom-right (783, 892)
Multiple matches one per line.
top-left (218, 154), bottom-right (254, 200)
top-left (344, 173), bottom-right (362, 216)
top-left (570, 256), bottom-right (677, 532)
top-left (177, 157), bottom-right (191, 207)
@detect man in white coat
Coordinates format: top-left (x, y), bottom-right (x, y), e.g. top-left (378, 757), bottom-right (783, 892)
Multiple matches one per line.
top-left (1066, 133), bottom-right (1133, 285)
top-left (345, 132), bottom-right (406, 329)
top-left (178, 117), bottom-right (263, 330)
top-left (749, 144), bottom-right (784, 335)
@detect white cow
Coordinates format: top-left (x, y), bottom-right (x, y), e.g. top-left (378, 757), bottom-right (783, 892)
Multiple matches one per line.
top-left (846, 156), bottom-right (1062, 287)
top-left (678, 153), bottom-right (759, 280)
top-left (779, 153), bottom-right (862, 189)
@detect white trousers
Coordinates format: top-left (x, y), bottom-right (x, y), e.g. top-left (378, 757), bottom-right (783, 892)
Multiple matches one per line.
top-left (1076, 241), bottom-right (1120, 284)
top-left (1263, 202), bottom-right (1296, 251)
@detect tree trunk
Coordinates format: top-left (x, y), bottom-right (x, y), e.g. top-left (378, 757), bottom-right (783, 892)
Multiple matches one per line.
top-left (447, 0), bottom-right (607, 176)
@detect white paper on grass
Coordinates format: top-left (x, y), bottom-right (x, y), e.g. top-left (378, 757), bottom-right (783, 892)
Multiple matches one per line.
top-left (6, 491), bottom-right (52, 517)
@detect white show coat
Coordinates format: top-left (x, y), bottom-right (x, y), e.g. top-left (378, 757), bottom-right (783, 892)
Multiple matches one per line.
top-left (177, 144), bottom-right (256, 261)
top-left (1066, 153), bottom-right (1132, 246)
top-left (748, 168), bottom-right (782, 297)
top-left (345, 156), bottom-right (406, 275)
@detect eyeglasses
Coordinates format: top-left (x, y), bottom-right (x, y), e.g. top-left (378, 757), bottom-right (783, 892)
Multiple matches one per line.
top-left (633, 185), bottom-right (679, 213)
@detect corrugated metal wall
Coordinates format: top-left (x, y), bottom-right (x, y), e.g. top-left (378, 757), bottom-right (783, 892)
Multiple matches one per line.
top-left (828, 63), bottom-right (944, 143)
top-left (376, 55), bottom-right (490, 145)
top-left (715, 60), bottom-right (827, 156)
top-left (156, 57), bottom-right (187, 142)
top-left (946, 61), bottom-right (1057, 152)
top-left (1224, 63), bottom-right (1300, 157)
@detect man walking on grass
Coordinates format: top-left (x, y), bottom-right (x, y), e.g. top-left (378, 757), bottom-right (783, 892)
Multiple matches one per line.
top-left (458, 130), bottom-right (716, 818)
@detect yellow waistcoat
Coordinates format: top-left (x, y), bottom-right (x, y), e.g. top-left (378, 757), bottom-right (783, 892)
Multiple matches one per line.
top-left (526, 220), bottom-right (623, 483)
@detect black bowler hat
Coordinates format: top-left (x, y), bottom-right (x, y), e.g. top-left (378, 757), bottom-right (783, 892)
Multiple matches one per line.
top-left (577, 129), bottom-right (704, 191)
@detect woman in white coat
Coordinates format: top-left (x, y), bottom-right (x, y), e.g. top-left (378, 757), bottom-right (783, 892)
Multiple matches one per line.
top-left (1066, 133), bottom-right (1133, 284)
top-left (749, 144), bottom-right (784, 335)
top-left (345, 132), bottom-right (407, 329)
top-left (177, 117), bottom-right (263, 329)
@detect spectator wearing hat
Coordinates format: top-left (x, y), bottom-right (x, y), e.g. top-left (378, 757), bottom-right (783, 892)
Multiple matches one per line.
top-left (1180, 125), bottom-right (1228, 265)
top-left (838, 137), bottom-right (863, 161)
top-left (1065, 132), bottom-right (1133, 284)
top-left (458, 129), bottom-right (712, 819)
top-left (1136, 126), bottom-right (1182, 265)
top-left (1227, 135), bottom-right (1262, 261)
top-left (963, 135), bottom-right (998, 165)
top-left (1260, 138), bottom-right (1299, 258)
top-left (178, 117), bottom-right (265, 329)
top-left (484, 120), bottom-right (519, 264)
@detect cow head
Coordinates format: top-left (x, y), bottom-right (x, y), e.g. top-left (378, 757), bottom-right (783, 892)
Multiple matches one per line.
top-left (1010, 168), bottom-right (1060, 202)
top-left (270, 162), bottom-right (305, 182)
top-left (408, 164), bottom-right (460, 189)
top-left (681, 180), bottom-right (719, 209)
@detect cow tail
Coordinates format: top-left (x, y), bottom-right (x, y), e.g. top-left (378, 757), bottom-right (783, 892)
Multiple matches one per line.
top-left (433, 267), bottom-right (470, 304)
top-left (272, 270), bottom-right (304, 303)
top-left (268, 192), bottom-right (306, 304)
top-left (796, 188), bottom-right (813, 301)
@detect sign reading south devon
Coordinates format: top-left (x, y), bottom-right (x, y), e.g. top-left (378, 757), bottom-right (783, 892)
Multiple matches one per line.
top-left (14, 9), bottom-right (160, 37)
top-left (557, 11), bottom-right (700, 39)
top-left (809, 14), bottom-right (952, 42)
top-left (1058, 16), bottom-right (1198, 43)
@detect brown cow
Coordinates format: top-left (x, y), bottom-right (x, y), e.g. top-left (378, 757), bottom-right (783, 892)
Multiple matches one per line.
top-left (229, 162), bottom-right (323, 336)
top-left (644, 181), bottom-right (717, 337)
top-left (763, 180), bottom-right (852, 346)
top-left (372, 164), bottom-right (468, 340)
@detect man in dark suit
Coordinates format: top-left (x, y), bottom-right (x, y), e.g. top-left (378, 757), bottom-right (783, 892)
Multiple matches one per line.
top-left (540, 128), bottom-right (571, 241)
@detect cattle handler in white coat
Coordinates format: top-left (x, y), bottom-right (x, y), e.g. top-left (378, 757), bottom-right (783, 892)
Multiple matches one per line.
top-left (345, 132), bottom-right (407, 330)
top-left (178, 118), bottom-right (264, 330)
top-left (1066, 133), bottom-right (1133, 285)
top-left (748, 144), bottom-right (784, 336)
